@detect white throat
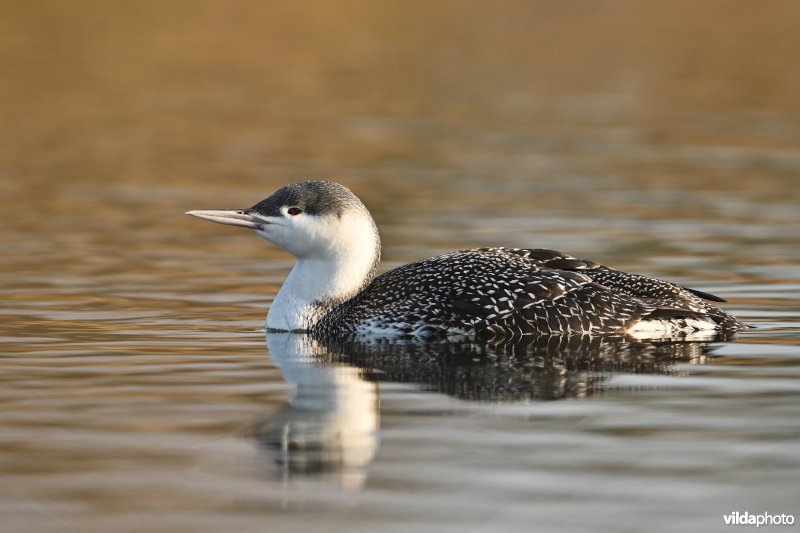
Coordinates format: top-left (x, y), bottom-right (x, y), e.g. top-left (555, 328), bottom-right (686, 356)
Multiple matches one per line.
top-left (266, 210), bottom-right (380, 331)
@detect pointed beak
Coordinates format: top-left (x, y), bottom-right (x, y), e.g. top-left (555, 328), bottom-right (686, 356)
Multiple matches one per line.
top-left (185, 209), bottom-right (263, 229)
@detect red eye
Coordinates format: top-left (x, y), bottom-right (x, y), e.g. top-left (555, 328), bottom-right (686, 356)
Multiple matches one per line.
top-left (287, 207), bottom-right (302, 216)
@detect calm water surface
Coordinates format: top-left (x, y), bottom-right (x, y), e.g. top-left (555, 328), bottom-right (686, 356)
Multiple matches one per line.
top-left (2, 2), bottom-right (800, 532)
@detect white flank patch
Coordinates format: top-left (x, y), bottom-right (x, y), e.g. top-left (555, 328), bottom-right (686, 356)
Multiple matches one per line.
top-left (627, 317), bottom-right (719, 340)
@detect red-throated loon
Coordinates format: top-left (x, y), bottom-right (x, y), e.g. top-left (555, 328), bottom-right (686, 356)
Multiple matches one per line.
top-left (186, 180), bottom-right (746, 340)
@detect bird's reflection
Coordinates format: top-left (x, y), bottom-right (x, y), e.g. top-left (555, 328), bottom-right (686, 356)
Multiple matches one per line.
top-left (256, 331), bottom-right (732, 487)
top-left (256, 333), bottom-right (380, 489)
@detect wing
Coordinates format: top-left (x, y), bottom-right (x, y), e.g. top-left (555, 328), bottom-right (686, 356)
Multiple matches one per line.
top-left (503, 247), bottom-right (726, 306)
top-left (338, 248), bottom-right (650, 338)
top-left (439, 249), bottom-right (650, 338)
top-left (329, 247), bottom-right (743, 339)
top-left (499, 248), bottom-right (744, 329)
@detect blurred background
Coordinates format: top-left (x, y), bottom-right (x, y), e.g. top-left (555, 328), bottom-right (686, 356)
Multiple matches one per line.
top-left (1, 1), bottom-right (799, 532)
top-left (2, 0), bottom-right (799, 268)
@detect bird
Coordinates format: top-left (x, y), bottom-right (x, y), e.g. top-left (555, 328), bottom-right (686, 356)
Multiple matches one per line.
top-left (186, 180), bottom-right (746, 340)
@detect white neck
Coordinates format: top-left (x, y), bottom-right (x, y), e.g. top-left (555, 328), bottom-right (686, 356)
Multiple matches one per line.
top-left (266, 211), bottom-right (379, 331)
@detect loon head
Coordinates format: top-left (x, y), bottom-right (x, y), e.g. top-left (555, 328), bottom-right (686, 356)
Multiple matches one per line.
top-left (187, 181), bottom-right (381, 329)
top-left (187, 180), bottom-right (379, 261)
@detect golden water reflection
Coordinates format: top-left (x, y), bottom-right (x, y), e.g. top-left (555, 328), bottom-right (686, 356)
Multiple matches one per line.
top-left (1, 1), bottom-right (800, 531)
top-left (258, 332), bottom-right (729, 488)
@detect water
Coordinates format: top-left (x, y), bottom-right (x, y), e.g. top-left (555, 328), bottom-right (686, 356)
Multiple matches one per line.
top-left (2, 2), bottom-right (800, 532)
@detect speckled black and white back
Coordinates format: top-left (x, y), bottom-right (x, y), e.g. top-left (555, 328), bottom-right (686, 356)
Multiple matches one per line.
top-left (315, 247), bottom-right (746, 340)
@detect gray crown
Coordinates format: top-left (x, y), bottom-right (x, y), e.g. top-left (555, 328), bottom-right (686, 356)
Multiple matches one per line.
top-left (250, 181), bottom-right (363, 218)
